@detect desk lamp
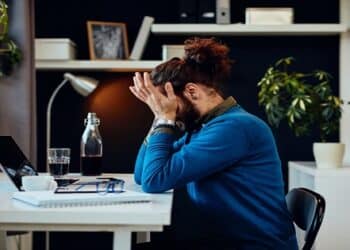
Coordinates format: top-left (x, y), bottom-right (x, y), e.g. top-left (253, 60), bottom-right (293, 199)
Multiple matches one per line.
top-left (46, 73), bottom-right (99, 170)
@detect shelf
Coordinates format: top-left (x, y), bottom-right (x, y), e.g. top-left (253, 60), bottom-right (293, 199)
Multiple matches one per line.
top-left (35, 60), bottom-right (163, 72)
top-left (151, 24), bottom-right (348, 36)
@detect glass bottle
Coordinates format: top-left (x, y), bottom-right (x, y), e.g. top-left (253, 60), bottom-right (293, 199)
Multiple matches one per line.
top-left (80, 112), bottom-right (103, 176)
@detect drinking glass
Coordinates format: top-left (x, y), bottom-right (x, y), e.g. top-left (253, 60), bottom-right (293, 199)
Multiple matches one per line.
top-left (47, 148), bottom-right (70, 177)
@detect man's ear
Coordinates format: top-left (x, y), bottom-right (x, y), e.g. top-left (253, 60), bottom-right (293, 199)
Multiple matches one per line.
top-left (183, 83), bottom-right (198, 100)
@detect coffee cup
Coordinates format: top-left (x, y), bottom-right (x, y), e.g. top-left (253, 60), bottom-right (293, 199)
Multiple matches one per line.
top-left (21, 176), bottom-right (57, 191)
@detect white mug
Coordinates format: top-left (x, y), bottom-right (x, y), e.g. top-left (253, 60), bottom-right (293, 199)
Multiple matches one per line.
top-left (21, 176), bottom-right (57, 191)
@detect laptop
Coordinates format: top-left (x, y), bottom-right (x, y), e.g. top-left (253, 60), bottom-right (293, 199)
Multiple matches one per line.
top-left (0, 136), bottom-right (79, 191)
top-left (0, 136), bottom-right (37, 191)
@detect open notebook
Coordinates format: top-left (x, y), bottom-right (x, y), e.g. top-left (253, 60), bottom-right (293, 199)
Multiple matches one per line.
top-left (12, 190), bottom-right (151, 208)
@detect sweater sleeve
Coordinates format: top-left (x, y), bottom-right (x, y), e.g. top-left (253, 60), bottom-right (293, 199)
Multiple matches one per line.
top-left (134, 133), bottom-right (186, 185)
top-left (141, 119), bottom-right (251, 193)
top-left (134, 142), bottom-right (147, 185)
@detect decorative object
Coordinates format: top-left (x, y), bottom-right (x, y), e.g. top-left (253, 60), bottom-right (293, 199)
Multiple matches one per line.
top-left (258, 57), bottom-right (344, 168)
top-left (162, 45), bottom-right (185, 60)
top-left (87, 21), bottom-right (129, 60)
top-left (129, 16), bottom-right (154, 60)
top-left (46, 73), bottom-right (99, 170)
top-left (35, 38), bottom-right (76, 60)
top-left (245, 8), bottom-right (293, 25)
top-left (0, 0), bottom-right (21, 77)
top-left (216, 0), bottom-right (231, 24)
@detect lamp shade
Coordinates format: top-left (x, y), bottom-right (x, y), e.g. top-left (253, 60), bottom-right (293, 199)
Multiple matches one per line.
top-left (64, 73), bottom-right (99, 97)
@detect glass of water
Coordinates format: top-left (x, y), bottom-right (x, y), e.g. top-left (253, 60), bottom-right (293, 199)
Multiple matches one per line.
top-left (47, 148), bottom-right (70, 178)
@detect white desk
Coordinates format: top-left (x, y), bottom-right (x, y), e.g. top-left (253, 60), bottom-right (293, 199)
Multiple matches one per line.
top-left (289, 161), bottom-right (350, 250)
top-left (0, 173), bottom-right (173, 250)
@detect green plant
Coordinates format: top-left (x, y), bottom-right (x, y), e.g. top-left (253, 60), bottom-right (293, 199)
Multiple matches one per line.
top-left (0, 0), bottom-right (8, 39)
top-left (0, 0), bottom-right (21, 77)
top-left (257, 57), bottom-right (342, 142)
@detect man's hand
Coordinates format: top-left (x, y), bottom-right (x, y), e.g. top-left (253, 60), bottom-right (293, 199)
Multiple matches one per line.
top-left (129, 72), bottom-right (177, 121)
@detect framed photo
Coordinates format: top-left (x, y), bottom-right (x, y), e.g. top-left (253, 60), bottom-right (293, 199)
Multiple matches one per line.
top-left (87, 21), bottom-right (129, 60)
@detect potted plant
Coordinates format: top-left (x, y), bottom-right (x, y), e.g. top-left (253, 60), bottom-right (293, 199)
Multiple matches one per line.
top-left (0, 0), bottom-right (21, 77)
top-left (257, 57), bottom-right (345, 168)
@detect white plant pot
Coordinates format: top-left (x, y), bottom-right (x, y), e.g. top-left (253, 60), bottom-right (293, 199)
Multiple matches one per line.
top-left (313, 142), bottom-right (345, 168)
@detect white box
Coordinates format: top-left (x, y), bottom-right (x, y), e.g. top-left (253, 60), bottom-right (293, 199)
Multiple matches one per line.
top-left (162, 45), bottom-right (185, 61)
top-left (35, 38), bottom-right (76, 60)
top-left (245, 8), bottom-right (294, 25)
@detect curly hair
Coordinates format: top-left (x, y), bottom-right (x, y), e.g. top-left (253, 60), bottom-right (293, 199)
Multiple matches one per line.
top-left (151, 37), bottom-right (233, 95)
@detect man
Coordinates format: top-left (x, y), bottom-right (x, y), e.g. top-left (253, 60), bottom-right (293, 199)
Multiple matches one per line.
top-left (129, 37), bottom-right (297, 250)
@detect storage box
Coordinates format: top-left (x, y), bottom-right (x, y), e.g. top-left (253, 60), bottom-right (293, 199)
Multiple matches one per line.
top-left (35, 38), bottom-right (76, 60)
top-left (245, 8), bottom-right (294, 25)
top-left (162, 45), bottom-right (185, 61)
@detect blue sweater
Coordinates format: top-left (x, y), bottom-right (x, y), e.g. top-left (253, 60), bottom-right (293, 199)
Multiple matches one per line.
top-left (134, 98), bottom-right (298, 250)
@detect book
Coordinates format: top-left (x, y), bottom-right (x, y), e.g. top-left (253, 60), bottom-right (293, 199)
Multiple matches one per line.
top-left (129, 16), bottom-right (154, 60)
top-left (12, 190), bottom-right (151, 208)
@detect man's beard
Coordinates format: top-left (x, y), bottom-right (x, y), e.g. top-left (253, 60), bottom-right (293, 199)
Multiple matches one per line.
top-left (176, 96), bottom-right (201, 132)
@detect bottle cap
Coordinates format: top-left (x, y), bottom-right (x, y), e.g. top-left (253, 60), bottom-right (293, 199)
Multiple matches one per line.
top-left (85, 112), bottom-right (100, 126)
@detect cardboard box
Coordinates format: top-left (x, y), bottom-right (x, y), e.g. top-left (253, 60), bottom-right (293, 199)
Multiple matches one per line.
top-left (35, 39), bottom-right (76, 60)
top-left (245, 8), bottom-right (294, 25)
top-left (162, 45), bottom-right (185, 61)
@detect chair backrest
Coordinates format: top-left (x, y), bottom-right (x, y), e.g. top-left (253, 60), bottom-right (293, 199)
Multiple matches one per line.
top-left (285, 188), bottom-right (326, 250)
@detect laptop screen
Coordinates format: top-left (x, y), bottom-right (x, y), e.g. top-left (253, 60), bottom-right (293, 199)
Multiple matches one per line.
top-left (0, 136), bottom-right (37, 190)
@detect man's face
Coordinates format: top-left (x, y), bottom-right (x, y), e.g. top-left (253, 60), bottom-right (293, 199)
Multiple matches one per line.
top-left (175, 94), bottom-right (201, 131)
top-left (156, 84), bottom-right (200, 131)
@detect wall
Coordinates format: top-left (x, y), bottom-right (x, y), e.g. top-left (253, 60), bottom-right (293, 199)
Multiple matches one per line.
top-left (0, 0), bottom-right (36, 163)
top-left (35, 0), bottom-right (339, 249)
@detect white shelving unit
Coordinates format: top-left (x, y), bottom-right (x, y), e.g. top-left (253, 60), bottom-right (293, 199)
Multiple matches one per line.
top-left (35, 60), bottom-right (163, 72)
top-left (151, 24), bottom-right (347, 36)
top-left (340, 0), bottom-right (350, 164)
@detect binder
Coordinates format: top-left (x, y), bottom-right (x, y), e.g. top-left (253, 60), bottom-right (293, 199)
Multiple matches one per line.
top-left (216, 0), bottom-right (231, 24)
top-left (129, 16), bottom-right (154, 60)
top-left (12, 190), bottom-right (151, 208)
top-left (198, 0), bottom-right (216, 23)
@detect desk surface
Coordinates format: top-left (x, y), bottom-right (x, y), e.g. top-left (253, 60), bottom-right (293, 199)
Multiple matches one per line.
top-left (0, 173), bottom-right (173, 226)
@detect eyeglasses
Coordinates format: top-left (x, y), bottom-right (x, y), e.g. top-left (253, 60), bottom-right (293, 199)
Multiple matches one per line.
top-left (59, 178), bottom-right (125, 194)
top-left (96, 179), bottom-right (125, 194)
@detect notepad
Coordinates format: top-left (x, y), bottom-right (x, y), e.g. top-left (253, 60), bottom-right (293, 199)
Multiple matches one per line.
top-left (12, 190), bottom-right (151, 208)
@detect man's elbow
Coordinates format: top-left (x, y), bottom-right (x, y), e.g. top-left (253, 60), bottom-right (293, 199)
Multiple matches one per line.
top-left (141, 175), bottom-right (169, 193)
top-left (134, 174), bottom-right (141, 185)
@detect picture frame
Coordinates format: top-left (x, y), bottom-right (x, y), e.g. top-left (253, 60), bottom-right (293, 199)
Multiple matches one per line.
top-left (87, 21), bottom-right (129, 60)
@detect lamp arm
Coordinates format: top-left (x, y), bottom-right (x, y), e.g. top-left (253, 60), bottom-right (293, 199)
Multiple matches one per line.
top-left (46, 78), bottom-right (69, 171)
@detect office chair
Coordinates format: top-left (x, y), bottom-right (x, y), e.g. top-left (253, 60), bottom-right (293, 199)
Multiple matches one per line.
top-left (286, 188), bottom-right (326, 250)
